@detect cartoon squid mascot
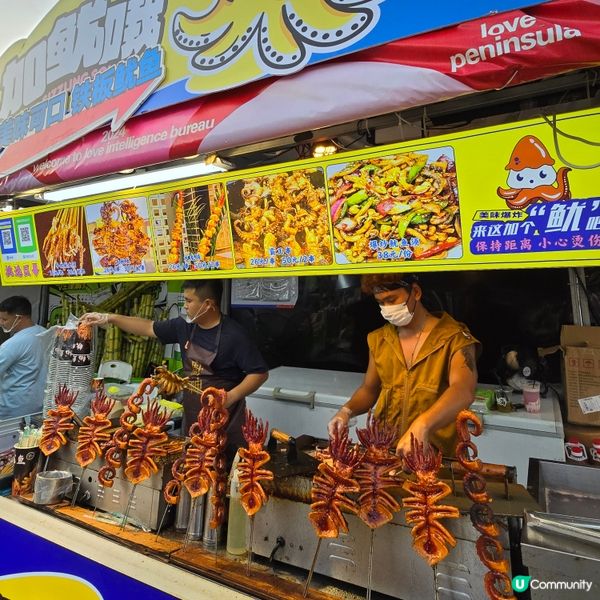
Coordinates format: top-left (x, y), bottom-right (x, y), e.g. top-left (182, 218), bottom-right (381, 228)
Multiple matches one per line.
top-left (497, 136), bottom-right (571, 209)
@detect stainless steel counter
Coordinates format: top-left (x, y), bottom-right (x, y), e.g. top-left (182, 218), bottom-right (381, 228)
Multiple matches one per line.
top-left (522, 459), bottom-right (600, 599)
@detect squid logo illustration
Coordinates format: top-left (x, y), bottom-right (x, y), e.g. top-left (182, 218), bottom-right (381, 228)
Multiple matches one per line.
top-left (170, 0), bottom-right (383, 78)
top-left (497, 135), bottom-right (571, 209)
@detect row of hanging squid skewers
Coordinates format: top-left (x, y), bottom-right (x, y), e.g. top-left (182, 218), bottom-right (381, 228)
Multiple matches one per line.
top-left (303, 409), bottom-right (515, 600)
top-left (38, 371), bottom-right (514, 599)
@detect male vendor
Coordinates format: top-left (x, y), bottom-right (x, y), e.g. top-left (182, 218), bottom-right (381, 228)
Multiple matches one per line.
top-left (0, 296), bottom-right (47, 419)
top-left (82, 280), bottom-right (268, 460)
top-left (329, 274), bottom-right (479, 458)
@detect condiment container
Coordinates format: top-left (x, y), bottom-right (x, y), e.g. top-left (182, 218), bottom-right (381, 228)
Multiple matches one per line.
top-left (564, 438), bottom-right (588, 464)
top-left (590, 439), bottom-right (600, 466)
top-left (226, 467), bottom-right (247, 555)
top-left (33, 470), bottom-right (73, 505)
top-left (202, 486), bottom-right (223, 548)
top-left (175, 486), bottom-right (204, 540)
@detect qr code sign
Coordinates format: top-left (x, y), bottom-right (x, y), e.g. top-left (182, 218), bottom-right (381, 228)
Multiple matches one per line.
top-left (1, 229), bottom-right (13, 249)
top-left (17, 224), bottom-right (31, 245)
top-left (578, 395), bottom-right (600, 414)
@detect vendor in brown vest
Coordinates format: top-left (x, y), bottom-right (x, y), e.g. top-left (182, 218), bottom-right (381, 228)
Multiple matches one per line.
top-left (328, 273), bottom-right (480, 459)
top-left (81, 280), bottom-right (268, 464)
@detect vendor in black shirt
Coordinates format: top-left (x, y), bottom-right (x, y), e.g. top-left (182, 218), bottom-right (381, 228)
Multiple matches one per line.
top-left (81, 280), bottom-right (268, 460)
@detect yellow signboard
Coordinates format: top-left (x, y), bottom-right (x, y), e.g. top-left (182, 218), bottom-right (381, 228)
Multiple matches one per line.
top-left (1, 107), bottom-right (598, 286)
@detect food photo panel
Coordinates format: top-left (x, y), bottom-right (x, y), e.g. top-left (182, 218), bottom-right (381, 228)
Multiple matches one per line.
top-left (34, 206), bottom-right (94, 277)
top-left (227, 168), bottom-right (333, 269)
top-left (327, 147), bottom-right (463, 263)
top-left (84, 197), bottom-right (157, 276)
top-left (150, 183), bottom-right (233, 272)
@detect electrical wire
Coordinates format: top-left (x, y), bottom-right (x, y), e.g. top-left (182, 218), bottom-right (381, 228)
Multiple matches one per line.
top-left (573, 269), bottom-right (600, 325)
top-left (542, 113), bottom-right (600, 169)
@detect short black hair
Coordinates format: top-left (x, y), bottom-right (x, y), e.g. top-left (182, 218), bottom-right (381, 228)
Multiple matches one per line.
top-left (182, 280), bottom-right (223, 305)
top-left (361, 273), bottom-right (420, 295)
top-left (0, 295), bottom-right (32, 316)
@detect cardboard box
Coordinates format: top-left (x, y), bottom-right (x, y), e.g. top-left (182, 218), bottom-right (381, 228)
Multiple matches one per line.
top-left (561, 325), bottom-right (600, 426)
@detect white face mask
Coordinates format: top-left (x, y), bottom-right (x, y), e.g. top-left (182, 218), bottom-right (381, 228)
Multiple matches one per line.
top-left (2, 314), bottom-right (21, 334)
top-left (183, 302), bottom-right (210, 323)
top-left (380, 296), bottom-right (414, 327)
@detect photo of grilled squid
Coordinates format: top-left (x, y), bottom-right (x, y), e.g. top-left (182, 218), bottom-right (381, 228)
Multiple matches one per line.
top-left (328, 148), bottom-right (462, 263)
top-left (228, 168), bottom-right (333, 268)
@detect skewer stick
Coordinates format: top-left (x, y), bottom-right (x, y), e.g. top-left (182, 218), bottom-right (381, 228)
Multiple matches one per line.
top-left (246, 515), bottom-right (255, 575)
top-left (92, 484), bottom-right (101, 518)
top-left (183, 497), bottom-right (198, 550)
top-left (302, 537), bottom-right (322, 598)
top-left (43, 455), bottom-right (49, 473)
top-left (366, 528), bottom-right (375, 600)
top-left (70, 466), bottom-right (86, 507)
top-left (119, 484), bottom-right (137, 531)
top-left (433, 564), bottom-right (439, 600)
top-left (155, 504), bottom-right (172, 541)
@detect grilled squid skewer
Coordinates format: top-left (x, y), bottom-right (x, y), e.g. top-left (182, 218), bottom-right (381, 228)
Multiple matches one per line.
top-left (456, 410), bottom-right (515, 600)
top-left (355, 412), bottom-right (402, 529)
top-left (238, 409), bottom-right (272, 516)
top-left (40, 384), bottom-right (79, 457)
top-left (402, 435), bottom-right (460, 566)
top-left (124, 400), bottom-right (171, 484)
top-left (75, 390), bottom-right (115, 468)
top-left (308, 427), bottom-right (363, 538)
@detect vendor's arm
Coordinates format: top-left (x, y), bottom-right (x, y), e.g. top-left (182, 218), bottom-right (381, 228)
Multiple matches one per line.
top-left (395, 343), bottom-right (478, 456)
top-left (328, 351), bottom-right (381, 435)
top-left (225, 371), bottom-right (268, 409)
top-left (80, 312), bottom-right (156, 338)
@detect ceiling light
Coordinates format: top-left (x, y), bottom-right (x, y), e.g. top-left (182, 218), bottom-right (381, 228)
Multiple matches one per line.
top-left (312, 142), bottom-right (337, 158)
top-left (43, 161), bottom-right (227, 202)
top-left (205, 153), bottom-right (235, 171)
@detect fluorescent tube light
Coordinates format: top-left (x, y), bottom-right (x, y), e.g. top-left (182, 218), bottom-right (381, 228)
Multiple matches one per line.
top-left (43, 161), bottom-right (227, 202)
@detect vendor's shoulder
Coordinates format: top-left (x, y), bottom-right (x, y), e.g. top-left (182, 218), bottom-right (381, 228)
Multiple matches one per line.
top-left (367, 323), bottom-right (392, 343)
top-left (222, 315), bottom-right (251, 336)
top-left (433, 312), bottom-right (478, 343)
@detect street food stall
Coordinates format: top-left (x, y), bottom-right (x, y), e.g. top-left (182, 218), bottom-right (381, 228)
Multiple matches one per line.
top-left (1, 1), bottom-right (600, 600)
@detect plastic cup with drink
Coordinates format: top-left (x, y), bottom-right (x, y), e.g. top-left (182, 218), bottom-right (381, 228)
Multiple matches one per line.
top-left (522, 381), bottom-right (541, 413)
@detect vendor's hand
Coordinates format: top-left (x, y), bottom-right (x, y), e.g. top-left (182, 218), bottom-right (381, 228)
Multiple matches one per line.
top-left (80, 312), bottom-right (109, 327)
top-left (223, 391), bottom-right (235, 410)
top-left (395, 418), bottom-right (431, 465)
top-left (327, 407), bottom-right (352, 437)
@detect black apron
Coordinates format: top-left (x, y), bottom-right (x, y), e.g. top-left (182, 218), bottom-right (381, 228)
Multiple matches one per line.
top-left (182, 320), bottom-right (246, 463)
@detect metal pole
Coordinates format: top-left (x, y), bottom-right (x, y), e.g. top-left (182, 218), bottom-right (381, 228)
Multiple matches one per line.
top-left (70, 466), bottom-right (86, 507)
top-left (568, 267), bottom-right (591, 326)
top-left (247, 515), bottom-right (255, 575)
top-left (119, 484), bottom-right (137, 531)
top-left (366, 528), bottom-right (375, 600)
top-left (303, 537), bottom-right (322, 598)
top-left (155, 504), bottom-right (172, 541)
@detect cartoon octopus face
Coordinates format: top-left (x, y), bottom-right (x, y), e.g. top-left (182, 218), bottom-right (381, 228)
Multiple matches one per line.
top-left (497, 135), bottom-right (571, 210)
top-left (506, 165), bottom-right (557, 189)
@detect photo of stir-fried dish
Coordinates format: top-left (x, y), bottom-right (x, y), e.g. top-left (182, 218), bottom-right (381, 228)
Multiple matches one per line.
top-left (328, 148), bottom-right (462, 263)
top-left (86, 198), bottom-right (156, 275)
top-left (228, 168), bottom-right (332, 268)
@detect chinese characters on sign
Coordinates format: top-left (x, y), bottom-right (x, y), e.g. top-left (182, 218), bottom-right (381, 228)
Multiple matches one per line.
top-left (470, 200), bottom-right (600, 254)
top-left (0, 0), bottom-right (165, 119)
top-left (0, 107), bottom-right (599, 285)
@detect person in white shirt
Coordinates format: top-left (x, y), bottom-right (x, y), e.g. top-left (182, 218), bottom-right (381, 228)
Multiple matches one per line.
top-left (0, 296), bottom-right (47, 419)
